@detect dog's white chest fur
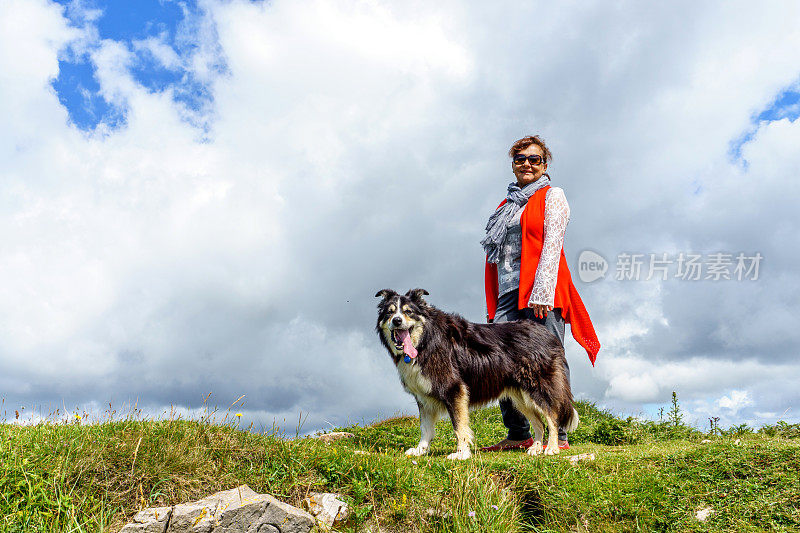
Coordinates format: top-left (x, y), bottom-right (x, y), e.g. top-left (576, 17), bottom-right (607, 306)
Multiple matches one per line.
top-left (396, 361), bottom-right (432, 397)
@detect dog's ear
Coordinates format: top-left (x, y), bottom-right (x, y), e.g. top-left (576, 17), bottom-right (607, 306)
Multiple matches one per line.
top-left (405, 288), bottom-right (429, 305)
top-left (375, 289), bottom-right (398, 300)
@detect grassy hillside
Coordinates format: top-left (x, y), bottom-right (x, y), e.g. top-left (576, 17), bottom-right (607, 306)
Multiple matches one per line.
top-left (1, 401), bottom-right (799, 532)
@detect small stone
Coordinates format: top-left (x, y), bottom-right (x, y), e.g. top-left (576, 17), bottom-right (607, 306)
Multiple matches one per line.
top-left (695, 507), bottom-right (714, 521)
top-left (701, 439), bottom-right (712, 443)
top-left (303, 492), bottom-right (350, 528)
top-left (314, 432), bottom-right (356, 444)
top-left (353, 450), bottom-right (369, 455)
top-left (568, 453), bottom-right (596, 465)
top-left (734, 438), bottom-right (741, 445)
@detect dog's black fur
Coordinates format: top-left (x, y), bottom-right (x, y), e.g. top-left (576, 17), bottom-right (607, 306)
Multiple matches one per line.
top-left (375, 288), bottom-right (577, 459)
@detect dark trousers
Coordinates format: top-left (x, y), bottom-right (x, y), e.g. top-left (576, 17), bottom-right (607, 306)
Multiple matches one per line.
top-left (493, 290), bottom-right (570, 442)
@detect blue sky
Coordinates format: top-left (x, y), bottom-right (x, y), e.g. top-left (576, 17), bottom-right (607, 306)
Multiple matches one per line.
top-left (730, 81), bottom-right (800, 162)
top-left (52, 0), bottom-right (224, 131)
top-left (757, 84), bottom-right (800, 122)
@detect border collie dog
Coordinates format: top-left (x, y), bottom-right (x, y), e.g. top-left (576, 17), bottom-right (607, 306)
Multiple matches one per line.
top-left (375, 288), bottom-right (578, 460)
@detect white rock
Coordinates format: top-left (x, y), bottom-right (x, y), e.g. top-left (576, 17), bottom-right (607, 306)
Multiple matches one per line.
top-left (701, 439), bottom-right (712, 443)
top-left (568, 453), bottom-right (596, 465)
top-left (167, 497), bottom-right (216, 532)
top-left (314, 432), bottom-right (355, 444)
top-left (303, 492), bottom-right (349, 528)
top-left (117, 485), bottom-right (315, 533)
top-left (424, 508), bottom-right (451, 519)
top-left (695, 507), bottom-right (714, 521)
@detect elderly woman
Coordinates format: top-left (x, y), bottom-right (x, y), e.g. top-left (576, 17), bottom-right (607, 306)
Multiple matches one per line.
top-left (480, 135), bottom-right (600, 452)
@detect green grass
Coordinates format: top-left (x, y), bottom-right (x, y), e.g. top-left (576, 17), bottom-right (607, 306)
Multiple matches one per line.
top-left (1, 402), bottom-right (799, 532)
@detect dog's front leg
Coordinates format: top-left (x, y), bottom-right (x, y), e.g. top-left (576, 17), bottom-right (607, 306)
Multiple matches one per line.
top-left (446, 385), bottom-right (473, 461)
top-left (526, 416), bottom-right (545, 457)
top-left (405, 399), bottom-right (437, 456)
top-left (543, 413), bottom-right (560, 456)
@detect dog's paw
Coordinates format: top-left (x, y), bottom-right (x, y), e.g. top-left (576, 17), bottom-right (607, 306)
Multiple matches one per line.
top-left (543, 445), bottom-right (560, 456)
top-left (526, 441), bottom-right (544, 456)
top-left (405, 445), bottom-right (428, 456)
top-left (447, 449), bottom-right (472, 461)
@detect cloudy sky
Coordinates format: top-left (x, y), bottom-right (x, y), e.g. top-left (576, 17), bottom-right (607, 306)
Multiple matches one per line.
top-left (2, 0), bottom-right (799, 433)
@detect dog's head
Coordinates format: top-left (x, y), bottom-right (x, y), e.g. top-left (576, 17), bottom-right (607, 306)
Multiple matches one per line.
top-left (375, 288), bottom-right (429, 360)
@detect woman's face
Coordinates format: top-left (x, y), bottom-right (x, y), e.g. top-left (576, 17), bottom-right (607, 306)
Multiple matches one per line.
top-left (512, 144), bottom-right (548, 186)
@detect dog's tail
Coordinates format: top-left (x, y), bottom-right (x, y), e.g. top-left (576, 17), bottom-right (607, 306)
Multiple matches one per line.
top-left (564, 408), bottom-right (580, 433)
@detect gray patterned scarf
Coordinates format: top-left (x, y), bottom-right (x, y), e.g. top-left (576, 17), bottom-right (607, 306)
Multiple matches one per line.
top-left (481, 175), bottom-right (550, 264)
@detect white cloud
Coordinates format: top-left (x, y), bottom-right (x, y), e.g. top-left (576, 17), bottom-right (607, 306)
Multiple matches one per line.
top-left (1, 0), bottom-right (800, 430)
top-left (716, 390), bottom-right (753, 414)
top-left (0, 0), bottom-right (76, 147)
top-left (606, 373), bottom-right (660, 403)
top-left (133, 35), bottom-right (183, 70)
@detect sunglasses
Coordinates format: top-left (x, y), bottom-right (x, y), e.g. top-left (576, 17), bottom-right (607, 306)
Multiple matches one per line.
top-left (513, 154), bottom-right (545, 166)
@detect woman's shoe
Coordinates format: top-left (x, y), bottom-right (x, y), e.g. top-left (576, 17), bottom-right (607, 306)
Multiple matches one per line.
top-left (543, 440), bottom-right (570, 450)
top-left (479, 437), bottom-right (535, 452)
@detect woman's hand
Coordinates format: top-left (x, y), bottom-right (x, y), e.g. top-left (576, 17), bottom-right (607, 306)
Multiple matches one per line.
top-left (528, 302), bottom-right (552, 319)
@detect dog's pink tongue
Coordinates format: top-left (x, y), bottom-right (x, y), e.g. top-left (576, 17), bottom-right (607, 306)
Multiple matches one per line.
top-left (397, 330), bottom-right (417, 358)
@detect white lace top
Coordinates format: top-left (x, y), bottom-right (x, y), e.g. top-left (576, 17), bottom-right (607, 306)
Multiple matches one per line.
top-left (497, 187), bottom-right (570, 306)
